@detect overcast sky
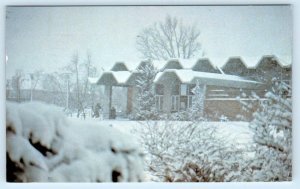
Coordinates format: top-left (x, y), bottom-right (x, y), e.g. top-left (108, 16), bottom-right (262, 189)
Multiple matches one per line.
top-left (5, 5), bottom-right (292, 78)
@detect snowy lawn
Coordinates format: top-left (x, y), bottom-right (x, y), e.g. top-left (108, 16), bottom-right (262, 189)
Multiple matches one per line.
top-left (74, 118), bottom-right (254, 150)
top-left (68, 117), bottom-right (256, 181)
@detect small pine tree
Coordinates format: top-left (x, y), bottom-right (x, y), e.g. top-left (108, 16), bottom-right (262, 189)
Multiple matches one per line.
top-left (249, 81), bottom-right (292, 181)
top-left (134, 61), bottom-right (158, 120)
top-left (190, 80), bottom-right (206, 120)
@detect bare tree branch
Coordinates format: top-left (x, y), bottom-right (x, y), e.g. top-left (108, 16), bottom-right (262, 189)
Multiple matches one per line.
top-left (137, 15), bottom-right (203, 60)
top-left (64, 51), bottom-right (98, 118)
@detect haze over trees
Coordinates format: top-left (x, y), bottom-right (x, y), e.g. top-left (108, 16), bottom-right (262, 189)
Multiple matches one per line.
top-left (6, 51), bottom-right (100, 116)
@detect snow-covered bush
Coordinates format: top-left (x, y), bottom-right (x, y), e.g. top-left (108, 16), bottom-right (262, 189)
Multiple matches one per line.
top-left (248, 81), bottom-right (292, 181)
top-left (237, 91), bottom-right (260, 118)
top-left (133, 62), bottom-right (159, 120)
top-left (136, 121), bottom-right (250, 182)
top-left (6, 101), bottom-right (144, 182)
top-left (168, 111), bottom-right (191, 121)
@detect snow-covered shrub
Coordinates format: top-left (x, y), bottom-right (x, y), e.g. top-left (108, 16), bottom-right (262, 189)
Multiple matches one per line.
top-left (248, 81), bottom-right (292, 181)
top-left (133, 62), bottom-right (159, 120)
top-left (6, 101), bottom-right (144, 182)
top-left (238, 91), bottom-right (260, 116)
top-left (168, 111), bottom-right (191, 121)
top-left (136, 121), bottom-right (250, 182)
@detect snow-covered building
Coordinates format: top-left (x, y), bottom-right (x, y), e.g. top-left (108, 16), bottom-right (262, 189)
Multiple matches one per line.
top-left (95, 55), bottom-right (291, 120)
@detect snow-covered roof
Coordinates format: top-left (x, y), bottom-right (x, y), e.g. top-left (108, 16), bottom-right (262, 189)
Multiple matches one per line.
top-left (154, 69), bottom-right (263, 89)
top-left (98, 67), bottom-right (263, 88)
top-left (165, 58), bottom-right (198, 69)
top-left (108, 55), bottom-right (291, 73)
top-left (110, 62), bottom-right (130, 71)
top-left (88, 77), bottom-right (99, 84)
top-left (97, 71), bottom-right (132, 85)
top-left (221, 56), bottom-right (249, 69)
top-left (252, 55), bottom-right (291, 69)
top-left (192, 58), bottom-right (220, 73)
top-left (276, 55), bottom-right (292, 67)
top-left (208, 57), bottom-right (228, 67)
top-left (151, 60), bottom-right (167, 70)
top-left (162, 60), bottom-right (183, 70)
top-left (220, 55), bottom-right (291, 69)
top-left (98, 55), bottom-right (291, 87)
top-left (240, 56), bottom-right (261, 68)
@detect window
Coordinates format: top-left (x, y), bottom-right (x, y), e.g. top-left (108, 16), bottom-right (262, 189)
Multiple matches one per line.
top-left (180, 84), bottom-right (195, 96)
top-left (179, 96), bottom-right (187, 110)
top-left (180, 84), bottom-right (187, 96)
top-left (171, 95), bottom-right (179, 111)
top-left (155, 95), bottom-right (163, 111)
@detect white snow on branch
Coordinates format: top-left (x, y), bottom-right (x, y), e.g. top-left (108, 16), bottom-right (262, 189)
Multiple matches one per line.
top-left (6, 101), bottom-right (144, 182)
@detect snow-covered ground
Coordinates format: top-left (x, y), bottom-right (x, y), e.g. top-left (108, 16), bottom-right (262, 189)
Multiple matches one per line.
top-left (6, 100), bottom-right (256, 182)
top-left (67, 117), bottom-right (255, 181)
top-left (70, 117), bottom-right (254, 150)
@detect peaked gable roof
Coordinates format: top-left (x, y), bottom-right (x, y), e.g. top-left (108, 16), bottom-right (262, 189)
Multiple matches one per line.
top-left (97, 71), bottom-right (131, 85)
top-left (254, 55), bottom-right (291, 69)
top-left (154, 69), bottom-right (262, 89)
top-left (221, 57), bottom-right (250, 76)
top-left (110, 62), bottom-right (129, 71)
top-left (192, 58), bottom-right (220, 73)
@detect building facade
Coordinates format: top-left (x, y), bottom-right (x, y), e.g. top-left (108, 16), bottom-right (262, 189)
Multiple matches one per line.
top-left (95, 55), bottom-right (291, 120)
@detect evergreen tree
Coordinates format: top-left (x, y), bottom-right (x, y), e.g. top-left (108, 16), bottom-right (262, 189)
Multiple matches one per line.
top-left (134, 62), bottom-right (158, 120)
top-left (249, 81), bottom-right (292, 181)
top-left (190, 80), bottom-right (206, 120)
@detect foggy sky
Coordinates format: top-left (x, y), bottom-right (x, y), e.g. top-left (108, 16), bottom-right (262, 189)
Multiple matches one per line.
top-left (5, 5), bottom-right (292, 78)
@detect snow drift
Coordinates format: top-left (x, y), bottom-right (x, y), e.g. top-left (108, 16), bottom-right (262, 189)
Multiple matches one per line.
top-left (6, 101), bottom-right (144, 182)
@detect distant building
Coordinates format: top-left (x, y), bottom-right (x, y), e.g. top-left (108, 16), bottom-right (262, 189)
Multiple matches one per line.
top-left (94, 55), bottom-right (292, 120)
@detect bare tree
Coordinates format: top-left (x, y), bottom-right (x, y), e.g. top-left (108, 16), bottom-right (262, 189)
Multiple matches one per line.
top-left (9, 70), bottom-right (44, 102)
top-left (66, 51), bottom-right (98, 118)
top-left (29, 70), bottom-right (43, 101)
top-left (42, 72), bottom-right (65, 92)
top-left (42, 72), bottom-right (66, 107)
top-left (81, 52), bottom-right (97, 107)
top-left (136, 15), bottom-right (203, 60)
top-left (73, 52), bottom-right (81, 117)
top-left (11, 70), bottom-right (25, 102)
